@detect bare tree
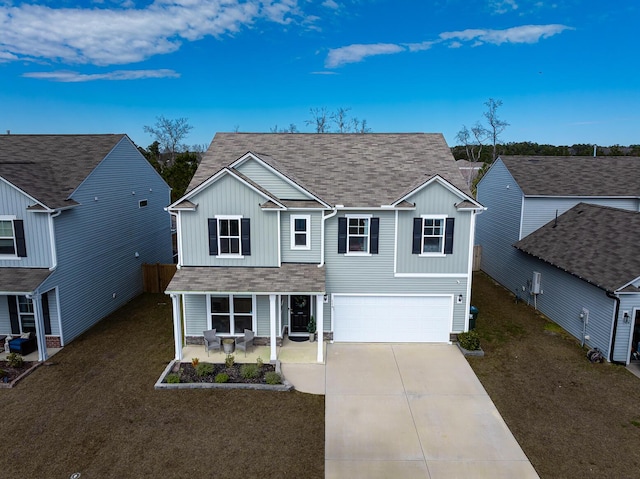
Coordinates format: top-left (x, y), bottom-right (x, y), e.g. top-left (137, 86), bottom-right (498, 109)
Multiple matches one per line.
top-left (332, 107), bottom-right (352, 133)
top-left (455, 123), bottom-right (487, 162)
top-left (143, 116), bottom-right (193, 163)
top-left (270, 123), bottom-right (299, 133)
top-left (305, 107), bottom-right (330, 133)
top-left (352, 118), bottom-right (371, 134)
top-left (483, 98), bottom-right (509, 161)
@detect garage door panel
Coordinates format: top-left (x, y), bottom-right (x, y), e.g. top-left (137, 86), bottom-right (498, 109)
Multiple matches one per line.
top-left (333, 295), bottom-right (452, 343)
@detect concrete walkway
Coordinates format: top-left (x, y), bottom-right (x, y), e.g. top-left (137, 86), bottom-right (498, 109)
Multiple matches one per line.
top-left (317, 343), bottom-right (539, 479)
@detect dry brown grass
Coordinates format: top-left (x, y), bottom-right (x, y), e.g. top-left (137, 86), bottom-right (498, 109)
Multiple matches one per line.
top-left (470, 272), bottom-right (640, 478)
top-left (0, 294), bottom-right (324, 479)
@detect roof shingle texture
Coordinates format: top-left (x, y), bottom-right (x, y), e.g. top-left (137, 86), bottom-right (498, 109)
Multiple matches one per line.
top-left (500, 156), bottom-right (640, 196)
top-left (0, 134), bottom-right (125, 208)
top-left (514, 203), bottom-right (640, 292)
top-left (189, 133), bottom-right (469, 207)
top-left (0, 268), bottom-right (52, 293)
top-left (166, 264), bottom-right (326, 293)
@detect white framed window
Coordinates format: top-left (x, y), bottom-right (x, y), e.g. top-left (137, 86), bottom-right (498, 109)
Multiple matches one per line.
top-left (347, 215), bottom-right (370, 254)
top-left (290, 215), bottom-right (310, 250)
top-left (209, 294), bottom-right (255, 335)
top-left (17, 296), bottom-right (35, 333)
top-left (420, 215), bottom-right (446, 256)
top-left (0, 217), bottom-right (16, 256)
top-left (217, 215), bottom-right (242, 257)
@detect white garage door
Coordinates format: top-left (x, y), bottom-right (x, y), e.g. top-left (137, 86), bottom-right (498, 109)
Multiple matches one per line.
top-left (333, 295), bottom-right (452, 343)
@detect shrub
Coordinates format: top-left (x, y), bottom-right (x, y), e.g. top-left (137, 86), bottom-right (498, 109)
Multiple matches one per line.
top-left (256, 357), bottom-right (264, 369)
top-left (191, 357), bottom-right (200, 367)
top-left (225, 354), bottom-right (235, 368)
top-left (265, 371), bottom-right (282, 385)
top-left (215, 373), bottom-right (229, 383)
top-left (458, 330), bottom-right (481, 351)
top-left (166, 373), bottom-right (180, 384)
top-left (195, 363), bottom-right (214, 377)
top-left (240, 363), bottom-right (259, 379)
top-left (6, 353), bottom-right (24, 368)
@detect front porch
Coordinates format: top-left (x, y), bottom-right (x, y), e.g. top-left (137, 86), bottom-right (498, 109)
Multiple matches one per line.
top-left (0, 345), bottom-right (62, 362)
top-left (181, 335), bottom-right (327, 365)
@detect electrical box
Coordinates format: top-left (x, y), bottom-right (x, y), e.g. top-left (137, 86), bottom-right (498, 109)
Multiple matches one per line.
top-left (531, 271), bottom-right (541, 294)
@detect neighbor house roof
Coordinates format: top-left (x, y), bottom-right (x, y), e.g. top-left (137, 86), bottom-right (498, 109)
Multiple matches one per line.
top-left (188, 133), bottom-right (471, 207)
top-left (0, 268), bottom-right (52, 294)
top-left (499, 156), bottom-right (640, 197)
top-left (514, 203), bottom-right (640, 293)
top-left (0, 134), bottom-right (126, 209)
top-left (166, 264), bottom-right (326, 294)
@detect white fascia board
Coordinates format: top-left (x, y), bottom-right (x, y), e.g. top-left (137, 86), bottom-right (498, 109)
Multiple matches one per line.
top-left (524, 194), bottom-right (640, 199)
top-left (0, 176), bottom-right (51, 212)
top-left (616, 275), bottom-right (640, 293)
top-left (393, 273), bottom-right (469, 278)
top-left (231, 152), bottom-right (331, 208)
top-left (393, 175), bottom-right (483, 208)
top-left (166, 290), bottom-right (325, 295)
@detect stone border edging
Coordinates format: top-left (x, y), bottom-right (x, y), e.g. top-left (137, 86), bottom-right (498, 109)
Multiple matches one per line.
top-left (456, 342), bottom-right (485, 357)
top-left (154, 360), bottom-right (294, 391)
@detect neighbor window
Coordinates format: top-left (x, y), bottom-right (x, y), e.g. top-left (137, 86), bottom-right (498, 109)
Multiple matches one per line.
top-left (0, 220), bottom-right (15, 255)
top-left (210, 295), bottom-right (254, 335)
top-left (421, 217), bottom-right (445, 254)
top-left (290, 215), bottom-right (310, 249)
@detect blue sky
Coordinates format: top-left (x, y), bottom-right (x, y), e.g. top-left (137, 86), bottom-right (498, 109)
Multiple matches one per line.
top-left (0, 0), bottom-right (638, 149)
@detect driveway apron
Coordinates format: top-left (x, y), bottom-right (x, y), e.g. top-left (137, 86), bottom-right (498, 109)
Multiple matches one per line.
top-left (324, 343), bottom-right (539, 478)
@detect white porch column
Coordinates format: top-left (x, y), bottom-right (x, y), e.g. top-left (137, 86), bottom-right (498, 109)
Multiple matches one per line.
top-left (170, 293), bottom-right (183, 361)
top-left (31, 292), bottom-right (48, 362)
top-left (269, 294), bottom-right (277, 361)
top-left (316, 294), bottom-right (324, 363)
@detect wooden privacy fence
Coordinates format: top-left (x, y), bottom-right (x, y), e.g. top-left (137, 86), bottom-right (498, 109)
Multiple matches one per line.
top-left (142, 263), bottom-right (177, 293)
top-left (472, 245), bottom-right (482, 271)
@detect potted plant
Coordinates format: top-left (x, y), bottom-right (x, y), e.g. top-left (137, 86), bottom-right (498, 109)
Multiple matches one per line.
top-left (307, 315), bottom-right (316, 342)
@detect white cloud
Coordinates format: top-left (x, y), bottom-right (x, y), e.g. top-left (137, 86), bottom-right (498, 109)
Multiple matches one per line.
top-left (439, 24), bottom-right (572, 46)
top-left (0, 0), bottom-right (302, 66)
top-left (322, 0), bottom-right (339, 9)
top-left (404, 41), bottom-right (434, 52)
top-left (489, 0), bottom-right (518, 14)
top-left (22, 69), bottom-right (180, 82)
top-left (325, 43), bottom-right (404, 68)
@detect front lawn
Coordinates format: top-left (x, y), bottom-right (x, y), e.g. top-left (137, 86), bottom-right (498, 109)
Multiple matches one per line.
top-left (470, 272), bottom-right (640, 478)
top-left (0, 294), bottom-right (324, 479)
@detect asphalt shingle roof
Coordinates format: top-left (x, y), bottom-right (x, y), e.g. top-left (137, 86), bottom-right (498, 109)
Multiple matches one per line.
top-left (0, 134), bottom-right (126, 209)
top-left (500, 156), bottom-right (640, 197)
top-left (166, 264), bottom-right (326, 294)
top-left (514, 203), bottom-right (640, 292)
top-left (188, 133), bottom-right (470, 207)
top-left (0, 268), bottom-right (52, 294)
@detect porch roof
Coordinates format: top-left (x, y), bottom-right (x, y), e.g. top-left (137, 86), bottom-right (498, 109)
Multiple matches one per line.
top-left (0, 268), bottom-right (52, 294)
top-left (165, 263), bottom-right (326, 294)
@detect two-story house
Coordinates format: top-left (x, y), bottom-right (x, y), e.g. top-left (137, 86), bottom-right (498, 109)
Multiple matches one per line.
top-left (0, 134), bottom-right (172, 361)
top-left (476, 156), bottom-right (640, 364)
top-left (165, 133), bottom-right (484, 363)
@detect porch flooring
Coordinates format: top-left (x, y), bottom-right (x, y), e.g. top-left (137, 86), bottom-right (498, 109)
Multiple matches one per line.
top-left (0, 346), bottom-right (62, 362)
top-left (627, 360), bottom-right (640, 379)
top-left (181, 336), bottom-right (326, 365)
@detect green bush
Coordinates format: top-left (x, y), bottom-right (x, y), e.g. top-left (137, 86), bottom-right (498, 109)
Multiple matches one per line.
top-left (225, 354), bottom-right (235, 368)
top-left (265, 371), bottom-right (282, 385)
top-left (195, 363), bottom-right (214, 377)
top-left (166, 373), bottom-right (180, 384)
top-left (240, 363), bottom-right (259, 379)
top-left (256, 357), bottom-right (264, 369)
top-left (215, 373), bottom-right (229, 383)
top-left (458, 330), bottom-right (481, 351)
top-left (6, 353), bottom-right (24, 368)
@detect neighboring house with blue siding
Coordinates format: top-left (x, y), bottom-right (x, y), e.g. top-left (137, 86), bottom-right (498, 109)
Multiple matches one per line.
top-left (165, 133), bottom-right (484, 363)
top-left (476, 156), bottom-right (640, 363)
top-left (0, 134), bottom-right (172, 361)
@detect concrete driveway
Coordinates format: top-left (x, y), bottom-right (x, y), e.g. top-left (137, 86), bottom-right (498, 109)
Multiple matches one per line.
top-left (323, 343), bottom-right (539, 479)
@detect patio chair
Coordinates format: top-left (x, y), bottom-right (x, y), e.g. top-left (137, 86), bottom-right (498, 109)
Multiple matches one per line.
top-left (235, 329), bottom-right (254, 357)
top-left (203, 329), bottom-right (221, 356)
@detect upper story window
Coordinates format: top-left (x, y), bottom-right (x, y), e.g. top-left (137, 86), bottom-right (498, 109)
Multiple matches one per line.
top-left (338, 216), bottom-right (379, 255)
top-left (0, 217), bottom-right (26, 258)
top-left (290, 215), bottom-right (310, 250)
top-left (207, 216), bottom-right (251, 258)
top-left (412, 216), bottom-right (455, 256)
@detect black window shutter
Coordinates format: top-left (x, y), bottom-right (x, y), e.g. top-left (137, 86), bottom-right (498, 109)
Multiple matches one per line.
top-left (412, 218), bottom-right (422, 254)
top-left (241, 218), bottom-right (251, 256)
top-left (42, 292), bottom-right (51, 335)
top-left (207, 219), bottom-right (218, 256)
top-left (444, 218), bottom-right (455, 254)
top-left (14, 220), bottom-right (27, 257)
top-left (337, 217), bottom-right (347, 254)
top-left (8, 296), bottom-right (20, 335)
top-left (370, 218), bottom-right (380, 254)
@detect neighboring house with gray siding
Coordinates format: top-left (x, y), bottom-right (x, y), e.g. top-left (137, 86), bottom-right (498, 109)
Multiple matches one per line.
top-left (166, 133), bottom-right (484, 363)
top-left (476, 156), bottom-right (640, 363)
top-left (0, 134), bottom-right (172, 361)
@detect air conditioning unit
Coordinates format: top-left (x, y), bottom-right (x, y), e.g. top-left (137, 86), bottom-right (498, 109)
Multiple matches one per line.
top-left (531, 271), bottom-right (541, 294)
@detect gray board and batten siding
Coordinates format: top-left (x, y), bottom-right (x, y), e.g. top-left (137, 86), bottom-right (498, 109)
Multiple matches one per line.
top-left (280, 211), bottom-right (322, 264)
top-left (234, 158), bottom-right (309, 200)
top-left (38, 137), bottom-right (173, 345)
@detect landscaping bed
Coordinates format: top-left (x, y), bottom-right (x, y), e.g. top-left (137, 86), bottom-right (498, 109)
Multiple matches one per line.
top-left (469, 272), bottom-right (640, 479)
top-left (0, 358), bottom-right (39, 388)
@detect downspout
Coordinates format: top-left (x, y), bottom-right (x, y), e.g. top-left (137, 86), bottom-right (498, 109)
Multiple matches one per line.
top-left (606, 291), bottom-right (625, 365)
top-left (48, 210), bottom-right (62, 271)
top-left (318, 207), bottom-right (338, 268)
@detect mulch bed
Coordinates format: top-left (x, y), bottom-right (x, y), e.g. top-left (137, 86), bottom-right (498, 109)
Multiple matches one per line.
top-left (0, 360), bottom-right (38, 386)
top-left (171, 362), bottom-right (277, 384)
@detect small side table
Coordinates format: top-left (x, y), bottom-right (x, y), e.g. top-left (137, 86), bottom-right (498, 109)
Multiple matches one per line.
top-left (222, 338), bottom-right (235, 354)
